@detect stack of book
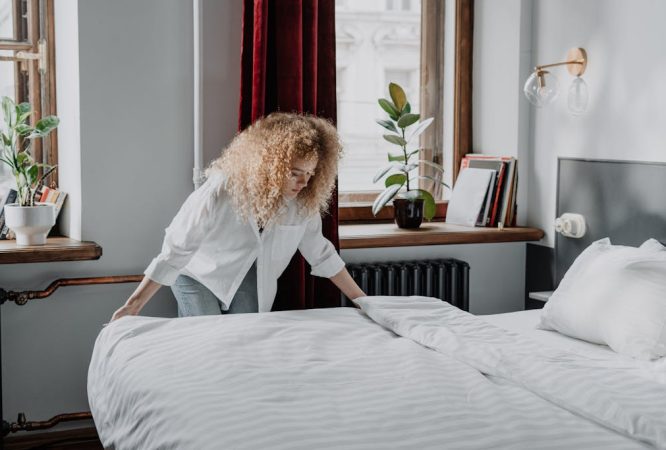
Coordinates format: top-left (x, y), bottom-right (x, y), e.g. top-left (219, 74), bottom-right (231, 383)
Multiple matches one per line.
top-left (459, 155), bottom-right (518, 227)
top-left (0, 185), bottom-right (67, 239)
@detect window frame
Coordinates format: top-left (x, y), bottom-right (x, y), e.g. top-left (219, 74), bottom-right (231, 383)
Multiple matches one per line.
top-left (338, 0), bottom-right (473, 223)
top-left (0, 0), bottom-right (58, 186)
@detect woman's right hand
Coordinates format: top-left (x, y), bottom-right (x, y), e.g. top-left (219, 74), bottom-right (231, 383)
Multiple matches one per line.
top-left (110, 302), bottom-right (142, 322)
top-left (109, 277), bottom-right (163, 322)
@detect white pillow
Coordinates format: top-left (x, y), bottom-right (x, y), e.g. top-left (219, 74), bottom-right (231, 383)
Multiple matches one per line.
top-left (539, 238), bottom-right (666, 360)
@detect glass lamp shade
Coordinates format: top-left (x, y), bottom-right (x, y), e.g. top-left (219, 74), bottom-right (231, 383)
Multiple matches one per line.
top-left (523, 71), bottom-right (559, 107)
top-left (568, 76), bottom-right (589, 115)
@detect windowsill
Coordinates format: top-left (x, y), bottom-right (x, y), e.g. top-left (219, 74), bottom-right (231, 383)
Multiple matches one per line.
top-left (339, 222), bottom-right (544, 249)
top-left (0, 237), bottom-right (102, 264)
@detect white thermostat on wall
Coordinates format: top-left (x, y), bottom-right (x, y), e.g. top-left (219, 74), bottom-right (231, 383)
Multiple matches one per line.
top-left (555, 213), bottom-right (586, 238)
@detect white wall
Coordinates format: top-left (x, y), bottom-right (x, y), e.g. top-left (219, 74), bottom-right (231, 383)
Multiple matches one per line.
top-left (0, 0), bottom-right (242, 428)
top-left (475, 0), bottom-right (666, 247)
top-left (527, 0), bottom-right (666, 246)
top-left (473, 0), bottom-right (532, 226)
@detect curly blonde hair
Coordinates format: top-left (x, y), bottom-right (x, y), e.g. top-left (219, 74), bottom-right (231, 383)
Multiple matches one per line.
top-left (208, 112), bottom-right (342, 227)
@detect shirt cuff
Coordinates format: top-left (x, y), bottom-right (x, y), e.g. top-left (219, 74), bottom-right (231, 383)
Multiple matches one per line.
top-left (310, 252), bottom-right (346, 278)
top-left (144, 257), bottom-right (181, 286)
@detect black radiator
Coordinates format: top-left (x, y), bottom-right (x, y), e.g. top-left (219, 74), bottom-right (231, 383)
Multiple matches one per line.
top-left (345, 258), bottom-right (470, 311)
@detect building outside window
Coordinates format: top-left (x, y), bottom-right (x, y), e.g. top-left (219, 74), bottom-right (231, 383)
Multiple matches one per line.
top-left (335, 0), bottom-right (422, 196)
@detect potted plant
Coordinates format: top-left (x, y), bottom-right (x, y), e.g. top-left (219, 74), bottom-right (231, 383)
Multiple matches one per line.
top-left (0, 96), bottom-right (60, 245)
top-left (372, 82), bottom-right (446, 228)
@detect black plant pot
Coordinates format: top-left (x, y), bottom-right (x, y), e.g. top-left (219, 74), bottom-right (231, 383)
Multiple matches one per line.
top-left (393, 198), bottom-right (424, 229)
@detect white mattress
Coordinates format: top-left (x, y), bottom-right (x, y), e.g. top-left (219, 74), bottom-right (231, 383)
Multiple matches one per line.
top-left (89, 299), bottom-right (662, 450)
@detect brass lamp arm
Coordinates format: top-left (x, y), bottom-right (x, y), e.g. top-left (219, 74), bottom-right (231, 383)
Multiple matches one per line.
top-left (536, 59), bottom-right (585, 71)
top-left (534, 48), bottom-right (588, 77)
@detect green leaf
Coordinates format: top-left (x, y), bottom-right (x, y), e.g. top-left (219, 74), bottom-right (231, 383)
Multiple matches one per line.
top-left (27, 164), bottom-right (39, 182)
top-left (418, 159), bottom-right (445, 172)
top-left (372, 184), bottom-right (402, 216)
top-left (402, 102), bottom-right (411, 114)
top-left (387, 152), bottom-right (405, 162)
top-left (373, 163), bottom-right (401, 183)
top-left (30, 115), bottom-right (59, 138)
top-left (378, 98), bottom-right (399, 120)
top-left (1, 132), bottom-right (11, 147)
top-left (383, 134), bottom-right (407, 146)
top-left (404, 189), bottom-right (436, 220)
top-left (16, 152), bottom-right (29, 167)
top-left (15, 124), bottom-right (33, 136)
top-left (397, 113), bottom-right (420, 129)
top-left (16, 102), bottom-right (31, 115)
top-left (388, 83), bottom-right (407, 111)
top-left (2, 96), bottom-right (14, 126)
top-left (407, 149), bottom-right (420, 159)
top-left (384, 173), bottom-right (406, 188)
top-left (376, 119), bottom-right (398, 133)
top-left (407, 117), bottom-right (434, 142)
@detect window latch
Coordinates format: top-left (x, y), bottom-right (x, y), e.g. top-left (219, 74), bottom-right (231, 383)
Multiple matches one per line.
top-left (0, 39), bottom-right (47, 73)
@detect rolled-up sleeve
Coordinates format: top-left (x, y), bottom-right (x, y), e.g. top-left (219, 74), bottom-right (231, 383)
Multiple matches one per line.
top-left (144, 175), bottom-right (223, 286)
top-left (298, 213), bottom-right (345, 278)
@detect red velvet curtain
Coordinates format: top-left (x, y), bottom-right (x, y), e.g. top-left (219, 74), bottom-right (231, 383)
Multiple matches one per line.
top-left (238, 0), bottom-right (340, 310)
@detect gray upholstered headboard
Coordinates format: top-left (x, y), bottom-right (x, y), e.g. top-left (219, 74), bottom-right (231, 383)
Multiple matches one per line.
top-left (555, 158), bottom-right (666, 284)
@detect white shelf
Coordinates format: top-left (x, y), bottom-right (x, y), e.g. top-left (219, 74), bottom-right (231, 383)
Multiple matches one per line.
top-left (528, 291), bottom-right (553, 303)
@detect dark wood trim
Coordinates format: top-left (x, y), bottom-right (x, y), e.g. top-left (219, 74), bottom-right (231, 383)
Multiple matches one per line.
top-left (45, 0), bottom-right (58, 186)
top-left (4, 426), bottom-right (102, 450)
top-left (0, 237), bottom-right (102, 264)
top-left (419, 0), bottom-right (445, 196)
top-left (340, 222), bottom-right (543, 249)
top-left (0, 41), bottom-right (32, 50)
top-left (340, 201), bottom-right (448, 223)
top-left (453, 0), bottom-right (474, 182)
top-left (27, 0), bottom-right (43, 167)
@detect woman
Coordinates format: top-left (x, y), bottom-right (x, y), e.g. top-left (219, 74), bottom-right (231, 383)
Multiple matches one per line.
top-left (111, 112), bottom-right (365, 321)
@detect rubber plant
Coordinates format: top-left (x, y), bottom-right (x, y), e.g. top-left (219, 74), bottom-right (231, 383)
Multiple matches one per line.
top-left (372, 82), bottom-right (446, 220)
top-left (0, 96), bottom-right (60, 206)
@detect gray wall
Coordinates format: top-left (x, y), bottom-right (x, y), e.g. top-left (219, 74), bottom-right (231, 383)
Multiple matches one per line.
top-left (1, 0), bottom-right (242, 428)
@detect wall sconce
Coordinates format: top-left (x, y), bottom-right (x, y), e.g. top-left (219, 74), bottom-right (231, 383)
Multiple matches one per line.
top-left (523, 47), bottom-right (589, 115)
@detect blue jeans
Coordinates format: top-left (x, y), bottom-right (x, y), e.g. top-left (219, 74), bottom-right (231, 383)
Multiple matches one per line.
top-left (171, 263), bottom-right (258, 316)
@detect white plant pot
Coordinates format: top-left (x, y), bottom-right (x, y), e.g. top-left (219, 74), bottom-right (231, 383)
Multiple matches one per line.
top-left (4, 203), bottom-right (56, 246)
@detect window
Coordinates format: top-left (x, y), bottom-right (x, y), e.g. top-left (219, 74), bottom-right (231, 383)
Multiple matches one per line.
top-left (0, 0), bottom-right (57, 187)
top-left (335, 0), bottom-right (472, 221)
top-left (336, 0), bottom-right (424, 196)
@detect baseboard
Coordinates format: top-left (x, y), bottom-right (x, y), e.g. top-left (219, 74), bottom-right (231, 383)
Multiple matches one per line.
top-left (4, 427), bottom-right (102, 450)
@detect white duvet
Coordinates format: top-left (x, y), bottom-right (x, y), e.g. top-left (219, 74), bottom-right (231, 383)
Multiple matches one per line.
top-left (88, 296), bottom-right (664, 449)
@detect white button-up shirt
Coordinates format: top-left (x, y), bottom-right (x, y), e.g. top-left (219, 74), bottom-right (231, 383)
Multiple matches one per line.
top-left (144, 172), bottom-right (345, 312)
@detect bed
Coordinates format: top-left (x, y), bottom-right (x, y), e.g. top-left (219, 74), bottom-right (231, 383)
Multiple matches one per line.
top-left (88, 299), bottom-right (664, 449)
top-left (88, 159), bottom-right (666, 449)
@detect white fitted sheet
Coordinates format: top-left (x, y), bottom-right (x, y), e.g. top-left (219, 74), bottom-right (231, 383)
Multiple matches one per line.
top-left (481, 309), bottom-right (666, 377)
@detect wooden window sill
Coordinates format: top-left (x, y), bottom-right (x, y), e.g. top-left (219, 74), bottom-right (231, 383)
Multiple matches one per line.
top-left (339, 222), bottom-right (544, 249)
top-left (0, 237), bottom-right (102, 264)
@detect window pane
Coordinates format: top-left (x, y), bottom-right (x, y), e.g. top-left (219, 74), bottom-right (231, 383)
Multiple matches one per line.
top-left (336, 0), bottom-right (421, 193)
top-left (0, 0), bottom-right (14, 40)
top-left (0, 57), bottom-right (17, 182)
